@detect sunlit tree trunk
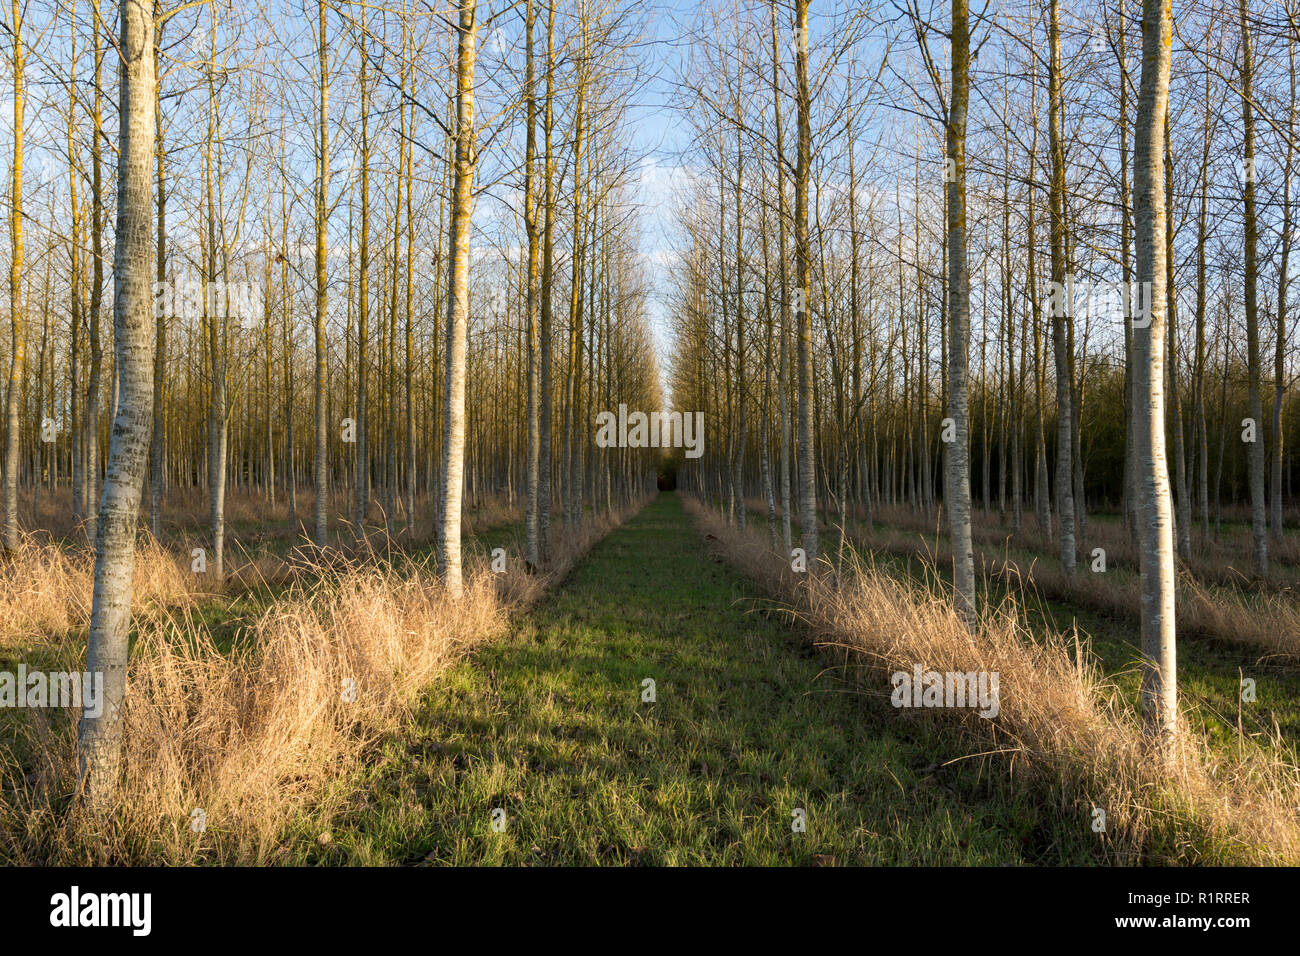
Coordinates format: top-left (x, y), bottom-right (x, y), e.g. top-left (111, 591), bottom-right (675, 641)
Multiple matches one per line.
top-left (4, 0), bottom-right (25, 550)
top-left (149, 7), bottom-right (166, 539)
top-left (77, 0), bottom-right (156, 806)
top-left (793, 0), bottom-right (817, 564)
top-left (1132, 0), bottom-right (1178, 756)
top-left (538, 0), bottom-right (556, 564)
top-left (354, 14), bottom-right (370, 536)
top-left (313, 0), bottom-right (330, 548)
top-left (437, 0), bottom-right (479, 599)
top-left (85, 0), bottom-right (106, 540)
top-left (1047, 0), bottom-right (1076, 578)
top-left (524, 0), bottom-right (541, 569)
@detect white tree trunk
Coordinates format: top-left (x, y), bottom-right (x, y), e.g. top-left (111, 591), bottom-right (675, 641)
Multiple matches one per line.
top-left (1132, 0), bottom-right (1178, 756)
top-left (438, 0), bottom-right (478, 599)
top-left (77, 0), bottom-right (155, 805)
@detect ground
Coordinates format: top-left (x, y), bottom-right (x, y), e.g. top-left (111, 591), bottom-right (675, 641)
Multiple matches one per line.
top-left (306, 494), bottom-right (1106, 865)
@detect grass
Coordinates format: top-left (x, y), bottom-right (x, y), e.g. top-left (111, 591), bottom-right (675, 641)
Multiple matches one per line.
top-left (5, 491), bottom-right (1295, 865)
top-left (713, 500), bottom-right (1300, 864)
top-left (0, 499), bottom-right (621, 865)
top-left (840, 518), bottom-right (1300, 754)
top-left (313, 494), bottom-right (1112, 865)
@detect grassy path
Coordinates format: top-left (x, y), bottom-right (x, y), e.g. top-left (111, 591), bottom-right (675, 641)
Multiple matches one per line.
top-left (317, 494), bottom-right (1100, 865)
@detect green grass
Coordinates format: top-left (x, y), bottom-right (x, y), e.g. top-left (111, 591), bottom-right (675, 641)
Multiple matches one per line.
top-left (305, 494), bottom-right (1109, 865)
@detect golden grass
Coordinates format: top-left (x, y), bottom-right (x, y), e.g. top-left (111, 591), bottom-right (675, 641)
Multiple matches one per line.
top-left (855, 522), bottom-right (1300, 661)
top-left (0, 534), bottom-right (199, 649)
top-left (690, 495), bottom-right (1300, 865)
top-left (856, 499), bottom-right (1300, 590)
top-left (0, 499), bottom-right (646, 864)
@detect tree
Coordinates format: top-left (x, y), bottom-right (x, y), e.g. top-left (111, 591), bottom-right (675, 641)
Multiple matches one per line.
top-left (524, 0), bottom-right (541, 570)
top-left (1272, 13), bottom-right (1295, 540)
top-left (437, 0), bottom-right (479, 599)
top-left (1047, 0), bottom-right (1076, 578)
top-left (1239, 0), bottom-right (1267, 576)
top-left (4, 0), bottom-right (25, 551)
top-left (1132, 0), bottom-right (1177, 755)
top-left (77, 0), bottom-right (157, 805)
top-left (313, 0), bottom-right (331, 548)
top-left (149, 1), bottom-right (167, 538)
top-left (793, 0), bottom-right (817, 565)
top-left (354, 5), bottom-right (371, 535)
top-left (946, 0), bottom-right (975, 617)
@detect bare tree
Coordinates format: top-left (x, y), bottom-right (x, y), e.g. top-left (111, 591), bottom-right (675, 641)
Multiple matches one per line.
top-left (4, 0), bottom-right (25, 550)
top-left (1132, 0), bottom-right (1178, 756)
top-left (437, 0), bottom-right (479, 598)
top-left (946, 0), bottom-right (975, 617)
top-left (77, 0), bottom-right (157, 805)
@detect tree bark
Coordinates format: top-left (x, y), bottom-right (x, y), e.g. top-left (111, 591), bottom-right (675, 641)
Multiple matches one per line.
top-left (1048, 0), bottom-right (1076, 577)
top-left (4, 0), bottom-right (25, 550)
top-left (1239, 0), bottom-right (1268, 576)
top-left (794, 0), bottom-right (817, 565)
top-left (946, 0), bottom-right (975, 617)
top-left (1132, 0), bottom-right (1178, 756)
top-left (437, 0), bottom-right (479, 599)
top-left (77, 0), bottom-right (156, 806)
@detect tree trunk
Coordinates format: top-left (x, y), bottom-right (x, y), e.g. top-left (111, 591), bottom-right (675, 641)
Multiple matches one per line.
top-left (1240, 0), bottom-right (1268, 576)
top-left (794, 0), bottom-right (817, 565)
top-left (1273, 29), bottom-right (1295, 540)
top-left (313, 0), bottom-right (330, 548)
top-left (4, 0), bottom-right (25, 550)
top-left (1132, 0), bottom-right (1178, 756)
top-left (524, 0), bottom-right (541, 570)
top-left (437, 0), bottom-right (478, 599)
top-left (946, 0), bottom-right (975, 618)
top-left (77, 0), bottom-right (156, 806)
top-left (1048, 0), bottom-right (1076, 577)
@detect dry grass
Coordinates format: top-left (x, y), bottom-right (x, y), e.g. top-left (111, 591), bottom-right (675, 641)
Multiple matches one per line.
top-left (15, 486), bottom-right (523, 550)
top-left (690, 495), bottom-right (1300, 865)
top-left (0, 533), bottom-right (199, 649)
top-left (855, 499), bottom-right (1300, 590)
top-left (853, 522), bottom-right (1300, 661)
top-left (0, 498), bottom-right (647, 865)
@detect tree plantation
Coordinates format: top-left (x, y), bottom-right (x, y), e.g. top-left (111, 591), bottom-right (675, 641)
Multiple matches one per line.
top-left (0, 0), bottom-right (1298, 894)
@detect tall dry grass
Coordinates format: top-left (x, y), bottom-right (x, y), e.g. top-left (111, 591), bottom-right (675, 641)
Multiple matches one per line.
top-left (690, 495), bottom-right (1300, 865)
top-left (0, 498), bottom-right (647, 864)
top-left (15, 486), bottom-right (523, 551)
top-left (0, 533), bottom-right (199, 650)
top-left (854, 498), bottom-right (1300, 588)
top-left (854, 522), bottom-right (1300, 661)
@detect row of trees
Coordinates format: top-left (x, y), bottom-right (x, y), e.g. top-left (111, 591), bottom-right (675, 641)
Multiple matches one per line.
top-left (668, 0), bottom-right (1286, 757)
top-left (0, 0), bottom-right (664, 799)
top-left (0, 0), bottom-right (663, 559)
